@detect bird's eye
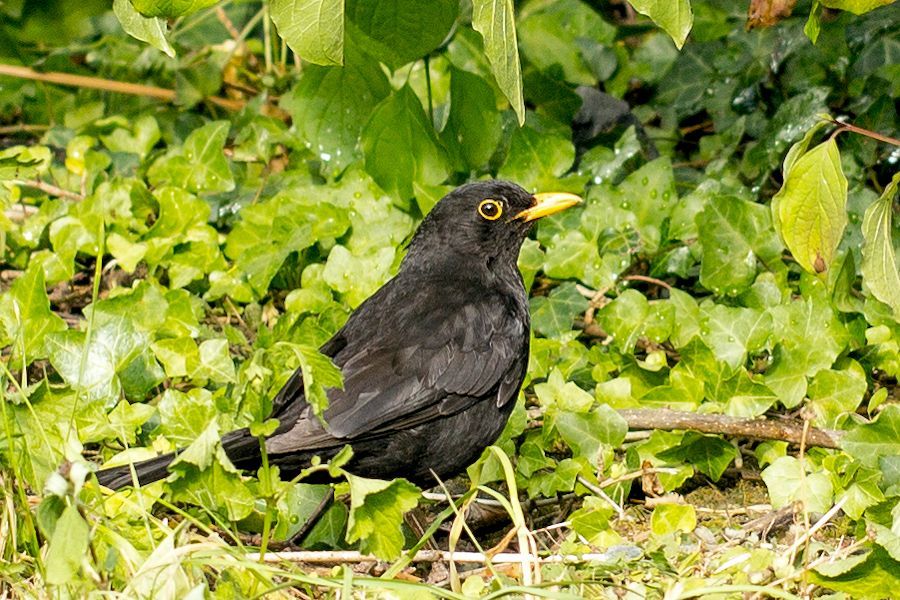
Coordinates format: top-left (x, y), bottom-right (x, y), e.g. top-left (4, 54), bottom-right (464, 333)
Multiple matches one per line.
top-left (477, 199), bottom-right (503, 221)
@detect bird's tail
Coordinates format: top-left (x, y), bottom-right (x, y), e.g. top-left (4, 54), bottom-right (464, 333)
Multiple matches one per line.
top-left (95, 429), bottom-right (262, 490)
top-left (95, 452), bottom-right (176, 490)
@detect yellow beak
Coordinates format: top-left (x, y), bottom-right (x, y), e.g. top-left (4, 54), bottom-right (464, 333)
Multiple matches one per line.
top-left (514, 192), bottom-right (582, 222)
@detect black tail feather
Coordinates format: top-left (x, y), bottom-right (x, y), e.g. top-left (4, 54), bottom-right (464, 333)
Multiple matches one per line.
top-left (95, 452), bottom-right (176, 490)
top-left (95, 429), bottom-right (264, 490)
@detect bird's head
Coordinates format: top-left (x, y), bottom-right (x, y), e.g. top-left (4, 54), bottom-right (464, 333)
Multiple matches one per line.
top-left (403, 180), bottom-right (581, 272)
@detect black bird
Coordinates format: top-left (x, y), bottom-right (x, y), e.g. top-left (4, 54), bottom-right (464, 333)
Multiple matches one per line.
top-left (96, 181), bottom-right (580, 489)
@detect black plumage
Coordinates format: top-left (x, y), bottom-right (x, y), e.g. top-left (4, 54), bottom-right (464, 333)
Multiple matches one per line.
top-left (96, 181), bottom-right (580, 489)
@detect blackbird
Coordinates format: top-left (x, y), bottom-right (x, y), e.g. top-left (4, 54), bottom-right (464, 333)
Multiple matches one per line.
top-left (96, 181), bottom-right (580, 489)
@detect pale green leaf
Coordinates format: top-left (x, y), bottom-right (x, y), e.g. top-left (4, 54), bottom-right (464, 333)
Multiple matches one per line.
top-left (761, 456), bottom-right (834, 513)
top-left (345, 473), bottom-right (420, 560)
top-left (628, 0), bottom-right (693, 49)
top-left (113, 0), bottom-right (175, 57)
top-left (650, 503), bottom-right (697, 535)
top-left (270, 0), bottom-right (344, 66)
top-left (861, 172), bottom-right (900, 319)
top-left (471, 0), bottom-right (524, 124)
top-left (772, 138), bottom-right (848, 275)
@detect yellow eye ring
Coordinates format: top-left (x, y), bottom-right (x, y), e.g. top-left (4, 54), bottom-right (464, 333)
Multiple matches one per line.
top-left (478, 199), bottom-right (503, 221)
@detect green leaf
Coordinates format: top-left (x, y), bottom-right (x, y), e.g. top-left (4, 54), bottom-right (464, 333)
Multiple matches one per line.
top-left (130, 0), bottom-right (217, 18)
top-left (345, 0), bottom-right (458, 69)
top-left (820, 0), bottom-right (894, 14)
top-left (517, 0), bottom-right (617, 86)
top-left (650, 503), bottom-right (697, 535)
top-left (170, 420), bottom-right (220, 471)
top-left (270, 0), bottom-right (344, 66)
top-left (275, 342), bottom-right (343, 416)
top-left (471, 0), bottom-right (525, 125)
top-left (345, 473), bottom-right (420, 560)
top-left (772, 138), bottom-right (848, 275)
top-left (658, 433), bottom-right (737, 482)
top-left (556, 404), bottom-right (627, 464)
top-left (529, 282), bottom-right (588, 338)
top-left (696, 195), bottom-right (783, 295)
top-left (361, 86), bottom-right (450, 199)
top-left (113, 0), bottom-right (174, 57)
top-left (497, 113), bottom-right (575, 193)
top-left (157, 389), bottom-right (216, 445)
top-left (0, 262), bottom-right (66, 364)
top-left (323, 245), bottom-right (396, 308)
top-left (843, 404), bottom-right (900, 469)
top-left (147, 121), bottom-right (235, 194)
top-left (808, 361), bottom-right (868, 428)
top-left (810, 547), bottom-right (900, 598)
top-left (440, 68), bottom-right (502, 171)
top-left (534, 368), bottom-right (595, 413)
top-left (700, 304), bottom-right (772, 375)
top-left (627, 0), bottom-right (693, 49)
top-left (195, 339), bottom-right (236, 384)
top-left (761, 456), bottom-right (834, 513)
top-left (45, 505), bottom-right (89, 585)
top-left (280, 48), bottom-right (390, 170)
top-left (861, 172), bottom-right (900, 319)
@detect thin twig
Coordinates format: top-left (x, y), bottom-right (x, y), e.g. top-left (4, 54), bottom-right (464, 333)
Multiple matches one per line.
top-left (828, 118), bottom-right (900, 147)
top-left (4, 205), bottom-right (38, 222)
top-left (618, 409), bottom-right (842, 449)
top-left (623, 274), bottom-right (673, 290)
top-left (7, 179), bottom-right (84, 201)
top-left (0, 64), bottom-right (243, 111)
top-left (0, 124), bottom-right (49, 135)
top-left (246, 549), bottom-right (622, 564)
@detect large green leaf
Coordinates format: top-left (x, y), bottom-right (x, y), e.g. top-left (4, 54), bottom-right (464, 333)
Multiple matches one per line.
top-left (761, 456), bottom-right (834, 513)
top-left (44, 505), bottom-right (90, 584)
top-left (440, 68), bottom-right (502, 172)
top-left (270, 0), bottom-right (344, 66)
top-left (772, 138), bottom-right (848, 275)
top-left (361, 86), bottom-right (450, 199)
top-left (860, 172), bottom-right (900, 319)
top-left (280, 47), bottom-right (390, 170)
top-left (345, 0), bottom-right (458, 69)
top-left (471, 0), bottom-right (525, 125)
top-left (497, 113), bottom-right (575, 193)
top-left (147, 121), bottom-right (235, 194)
top-left (130, 0), bottom-right (216, 18)
top-left (843, 404), bottom-right (900, 469)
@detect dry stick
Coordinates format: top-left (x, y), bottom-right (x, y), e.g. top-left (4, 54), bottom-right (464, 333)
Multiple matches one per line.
top-left (7, 179), bottom-right (84, 202)
top-left (246, 549), bottom-right (620, 565)
top-left (0, 64), bottom-right (244, 111)
top-left (617, 409), bottom-right (842, 449)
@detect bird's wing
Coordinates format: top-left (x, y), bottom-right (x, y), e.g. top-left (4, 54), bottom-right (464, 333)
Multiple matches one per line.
top-left (265, 283), bottom-right (527, 450)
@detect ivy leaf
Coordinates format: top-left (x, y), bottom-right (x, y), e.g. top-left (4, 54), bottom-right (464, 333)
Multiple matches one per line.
top-left (650, 503), bottom-right (697, 535)
top-left (112, 0), bottom-right (174, 57)
top-left (345, 0), bottom-right (458, 69)
top-left (471, 0), bottom-right (525, 125)
top-left (362, 86), bottom-right (450, 199)
top-left (157, 389), bottom-right (216, 445)
top-left (280, 47), bottom-right (389, 170)
top-left (696, 195), bottom-right (783, 295)
top-left (807, 361), bottom-right (868, 428)
top-left (345, 473), bottom-right (420, 560)
top-left (861, 172), bottom-right (900, 319)
top-left (529, 282), bottom-right (588, 338)
top-left (772, 138), bottom-right (848, 276)
top-left (820, 0), bottom-right (894, 14)
top-left (843, 404), bottom-right (900, 469)
top-left (147, 121), bottom-right (234, 194)
top-left (0, 262), bottom-right (66, 364)
top-left (628, 0), bottom-right (693, 49)
top-left (274, 342), bottom-right (343, 416)
top-left (270, 0), bottom-right (344, 66)
top-left (700, 304), bottom-right (772, 375)
top-left (658, 433), bottom-right (737, 481)
top-left (498, 112), bottom-right (576, 193)
top-left (556, 405), bottom-right (627, 465)
top-left (761, 455), bottom-right (834, 513)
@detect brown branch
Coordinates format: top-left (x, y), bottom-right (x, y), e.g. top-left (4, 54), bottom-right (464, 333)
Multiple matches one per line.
top-left (828, 118), bottom-right (900, 147)
top-left (0, 64), bottom-right (244, 111)
top-left (618, 408), bottom-right (842, 449)
top-left (0, 124), bottom-right (49, 135)
top-left (622, 274), bottom-right (673, 291)
top-left (8, 179), bottom-right (84, 201)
